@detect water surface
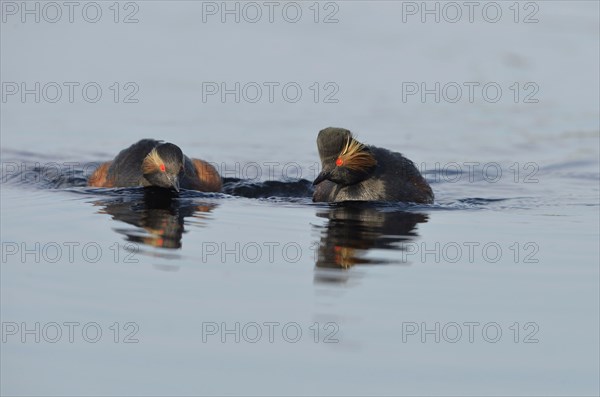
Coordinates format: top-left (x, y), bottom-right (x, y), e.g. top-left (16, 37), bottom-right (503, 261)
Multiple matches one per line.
top-left (1, 2), bottom-right (599, 396)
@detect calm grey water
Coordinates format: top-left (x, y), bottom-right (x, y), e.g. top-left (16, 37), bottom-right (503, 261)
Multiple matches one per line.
top-left (1, 1), bottom-right (599, 396)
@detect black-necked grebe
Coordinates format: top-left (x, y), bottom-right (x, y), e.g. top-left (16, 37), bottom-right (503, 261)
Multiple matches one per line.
top-left (88, 139), bottom-right (222, 192)
top-left (312, 128), bottom-right (433, 203)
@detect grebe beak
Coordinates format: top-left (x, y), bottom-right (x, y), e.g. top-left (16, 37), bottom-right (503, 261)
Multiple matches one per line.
top-left (169, 175), bottom-right (180, 192)
top-left (313, 170), bottom-right (332, 186)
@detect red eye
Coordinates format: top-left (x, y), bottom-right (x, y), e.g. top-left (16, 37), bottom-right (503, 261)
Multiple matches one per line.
top-left (159, 164), bottom-right (166, 172)
top-left (335, 158), bottom-right (343, 167)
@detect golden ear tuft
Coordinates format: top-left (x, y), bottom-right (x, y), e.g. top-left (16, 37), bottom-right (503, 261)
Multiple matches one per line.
top-left (142, 148), bottom-right (164, 174)
top-left (337, 137), bottom-right (377, 171)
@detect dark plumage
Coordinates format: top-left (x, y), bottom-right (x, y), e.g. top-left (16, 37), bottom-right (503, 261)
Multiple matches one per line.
top-left (88, 139), bottom-right (222, 192)
top-left (312, 128), bottom-right (434, 203)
